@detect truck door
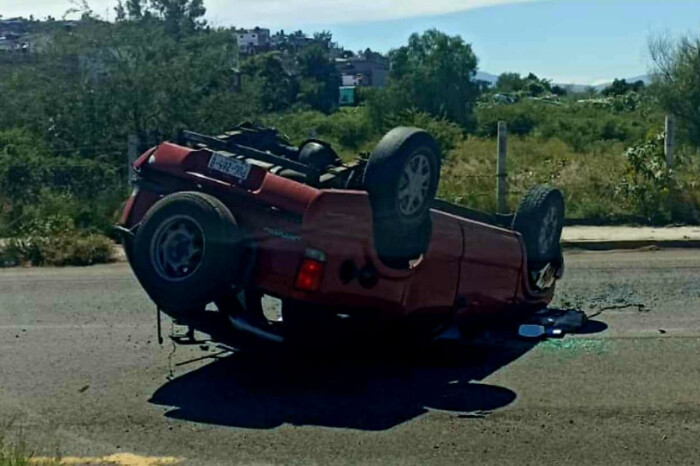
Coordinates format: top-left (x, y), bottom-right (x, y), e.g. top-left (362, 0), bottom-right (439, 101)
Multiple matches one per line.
top-left (456, 220), bottom-right (523, 320)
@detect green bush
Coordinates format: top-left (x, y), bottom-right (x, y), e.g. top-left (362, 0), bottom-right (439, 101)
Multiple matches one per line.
top-left (263, 108), bottom-right (375, 157)
top-left (477, 102), bottom-right (539, 137)
top-left (0, 130), bottom-right (125, 238)
top-left (475, 99), bottom-right (656, 152)
top-left (265, 107), bottom-right (463, 158)
top-left (384, 109), bottom-right (464, 154)
top-left (316, 108), bottom-right (374, 151)
top-left (0, 233), bottom-right (114, 267)
top-left (616, 134), bottom-right (699, 223)
top-left (0, 190), bottom-right (115, 267)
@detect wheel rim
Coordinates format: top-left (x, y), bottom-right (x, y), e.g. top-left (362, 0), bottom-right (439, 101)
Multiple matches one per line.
top-left (150, 215), bottom-right (205, 282)
top-left (538, 205), bottom-right (560, 255)
top-left (398, 152), bottom-right (432, 216)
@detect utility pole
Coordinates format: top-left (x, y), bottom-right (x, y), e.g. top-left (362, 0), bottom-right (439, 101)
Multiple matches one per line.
top-left (497, 121), bottom-right (508, 214)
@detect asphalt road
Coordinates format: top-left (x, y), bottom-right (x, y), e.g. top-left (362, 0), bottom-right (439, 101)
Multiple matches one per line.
top-left (1, 250), bottom-right (699, 465)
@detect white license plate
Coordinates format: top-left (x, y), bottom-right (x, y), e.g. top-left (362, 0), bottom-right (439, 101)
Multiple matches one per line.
top-left (208, 152), bottom-right (251, 181)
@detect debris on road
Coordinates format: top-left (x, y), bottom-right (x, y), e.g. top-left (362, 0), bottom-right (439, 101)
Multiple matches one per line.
top-left (518, 308), bottom-right (588, 340)
top-left (458, 411), bottom-right (490, 419)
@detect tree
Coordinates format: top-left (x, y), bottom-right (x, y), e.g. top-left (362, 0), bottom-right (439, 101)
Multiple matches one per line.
top-left (114, 1), bottom-right (127, 21)
top-left (385, 29), bottom-right (480, 129)
top-left (551, 85), bottom-right (568, 96)
top-left (496, 72), bottom-right (551, 96)
top-left (603, 78), bottom-right (646, 97)
top-left (296, 44), bottom-right (340, 113)
top-left (2, 18), bottom-right (248, 156)
top-left (242, 53), bottom-right (297, 112)
top-left (126, 0), bottom-right (143, 19)
top-left (148, 0), bottom-right (206, 38)
top-left (602, 78), bottom-right (630, 96)
top-left (496, 72), bottom-right (524, 93)
top-left (527, 80), bottom-right (546, 97)
top-left (650, 35), bottom-right (700, 145)
top-left (313, 30), bottom-right (335, 50)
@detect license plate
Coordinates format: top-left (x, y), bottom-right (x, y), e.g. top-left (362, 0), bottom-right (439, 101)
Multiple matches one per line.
top-left (208, 152), bottom-right (251, 181)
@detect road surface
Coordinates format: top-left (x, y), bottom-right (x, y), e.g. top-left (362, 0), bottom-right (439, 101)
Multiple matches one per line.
top-left (1, 250), bottom-right (699, 465)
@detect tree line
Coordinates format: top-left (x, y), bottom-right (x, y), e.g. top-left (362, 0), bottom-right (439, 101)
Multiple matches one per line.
top-left (0, 0), bottom-right (699, 243)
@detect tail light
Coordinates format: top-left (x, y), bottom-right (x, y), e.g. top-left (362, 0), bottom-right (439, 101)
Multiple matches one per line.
top-left (294, 249), bottom-right (326, 292)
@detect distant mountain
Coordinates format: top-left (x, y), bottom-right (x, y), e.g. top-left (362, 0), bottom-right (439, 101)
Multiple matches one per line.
top-left (475, 71), bottom-right (499, 85)
top-left (476, 71), bottom-right (652, 93)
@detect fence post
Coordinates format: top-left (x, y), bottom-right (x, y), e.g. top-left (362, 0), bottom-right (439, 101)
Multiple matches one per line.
top-left (127, 134), bottom-right (140, 187)
top-left (665, 115), bottom-right (675, 169)
top-left (496, 121), bottom-right (508, 214)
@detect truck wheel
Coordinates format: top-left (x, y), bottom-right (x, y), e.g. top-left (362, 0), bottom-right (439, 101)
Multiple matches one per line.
top-left (364, 127), bottom-right (441, 228)
top-left (298, 140), bottom-right (340, 171)
top-left (374, 216), bottom-right (432, 269)
top-left (364, 128), bottom-right (440, 266)
top-left (513, 186), bottom-right (565, 267)
top-left (131, 192), bottom-right (244, 315)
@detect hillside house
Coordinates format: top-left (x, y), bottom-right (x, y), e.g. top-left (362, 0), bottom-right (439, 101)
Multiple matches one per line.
top-left (236, 27), bottom-right (271, 54)
top-left (336, 53), bottom-right (389, 87)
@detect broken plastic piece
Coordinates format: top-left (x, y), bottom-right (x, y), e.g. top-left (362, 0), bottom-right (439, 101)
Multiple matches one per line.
top-left (518, 324), bottom-right (546, 339)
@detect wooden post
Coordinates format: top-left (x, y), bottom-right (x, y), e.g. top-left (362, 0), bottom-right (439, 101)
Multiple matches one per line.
top-left (496, 121), bottom-right (508, 214)
top-left (665, 115), bottom-right (675, 169)
top-left (127, 134), bottom-right (139, 187)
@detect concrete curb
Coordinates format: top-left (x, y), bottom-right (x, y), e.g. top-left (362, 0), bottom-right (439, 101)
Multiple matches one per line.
top-left (562, 239), bottom-right (700, 251)
top-left (112, 238), bottom-right (700, 262)
top-left (561, 226), bottom-right (700, 251)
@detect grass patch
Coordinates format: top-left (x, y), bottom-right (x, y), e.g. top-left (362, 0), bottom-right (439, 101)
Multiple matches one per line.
top-left (540, 338), bottom-right (608, 356)
top-left (0, 233), bottom-right (114, 267)
top-left (439, 135), bottom-right (700, 223)
top-left (0, 428), bottom-right (60, 466)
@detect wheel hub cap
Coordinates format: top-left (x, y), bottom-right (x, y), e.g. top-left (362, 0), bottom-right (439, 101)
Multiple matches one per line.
top-left (398, 153), bottom-right (431, 216)
top-left (151, 216), bottom-right (205, 281)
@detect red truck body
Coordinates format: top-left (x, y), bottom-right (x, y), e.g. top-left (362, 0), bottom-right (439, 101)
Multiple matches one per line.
top-left (120, 142), bottom-right (555, 332)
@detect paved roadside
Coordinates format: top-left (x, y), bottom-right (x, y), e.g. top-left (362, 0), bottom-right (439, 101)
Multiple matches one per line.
top-left (1, 250), bottom-right (699, 465)
top-left (562, 225), bottom-right (700, 250)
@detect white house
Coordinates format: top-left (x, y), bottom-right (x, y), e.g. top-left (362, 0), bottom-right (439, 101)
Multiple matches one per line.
top-left (236, 28), bottom-right (270, 54)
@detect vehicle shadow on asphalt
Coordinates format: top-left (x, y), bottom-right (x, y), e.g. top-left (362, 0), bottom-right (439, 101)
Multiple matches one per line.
top-left (149, 320), bottom-right (606, 431)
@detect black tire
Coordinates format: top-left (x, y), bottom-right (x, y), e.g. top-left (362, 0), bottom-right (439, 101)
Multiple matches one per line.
top-left (130, 191), bottom-right (245, 315)
top-left (374, 216), bottom-right (432, 269)
top-left (298, 140), bottom-right (339, 171)
top-left (513, 186), bottom-right (565, 267)
top-left (364, 127), bottom-right (441, 228)
top-left (364, 128), bottom-right (440, 266)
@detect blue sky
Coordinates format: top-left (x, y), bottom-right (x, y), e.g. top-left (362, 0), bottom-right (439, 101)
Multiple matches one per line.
top-left (323, 0), bottom-right (700, 84)
top-left (3, 0), bottom-right (700, 84)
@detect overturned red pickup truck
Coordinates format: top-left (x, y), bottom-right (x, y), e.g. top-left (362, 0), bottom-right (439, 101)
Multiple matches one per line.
top-left (117, 124), bottom-right (565, 345)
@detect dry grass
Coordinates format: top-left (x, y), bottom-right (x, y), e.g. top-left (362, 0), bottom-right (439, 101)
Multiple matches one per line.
top-left (0, 429), bottom-right (59, 466)
top-left (438, 135), bottom-right (700, 222)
